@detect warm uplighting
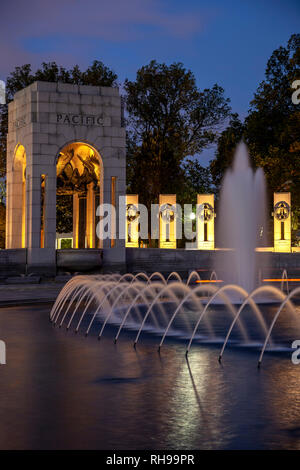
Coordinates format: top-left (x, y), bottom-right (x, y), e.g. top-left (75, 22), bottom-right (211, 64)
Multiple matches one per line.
top-left (159, 195), bottom-right (177, 249)
top-left (273, 192), bottom-right (291, 253)
top-left (263, 278), bottom-right (300, 282)
top-left (195, 279), bottom-right (223, 283)
top-left (111, 177), bottom-right (116, 248)
top-left (197, 194), bottom-right (215, 250)
top-left (11, 144), bottom-right (27, 249)
top-left (126, 195), bottom-right (139, 247)
top-left (40, 174), bottom-right (46, 248)
top-left (57, 142), bottom-right (102, 250)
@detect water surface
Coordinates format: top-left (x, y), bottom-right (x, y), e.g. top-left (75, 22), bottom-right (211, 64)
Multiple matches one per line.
top-left (0, 304), bottom-right (300, 450)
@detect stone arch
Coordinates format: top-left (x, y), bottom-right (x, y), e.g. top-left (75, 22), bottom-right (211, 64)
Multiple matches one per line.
top-left (10, 144), bottom-right (27, 248)
top-left (6, 81), bottom-right (126, 272)
top-left (55, 141), bottom-right (104, 249)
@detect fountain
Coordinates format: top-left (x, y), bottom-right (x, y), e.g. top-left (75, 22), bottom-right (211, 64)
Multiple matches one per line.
top-left (216, 142), bottom-right (268, 292)
top-left (50, 270), bottom-right (300, 365)
top-left (49, 143), bottom-right (300, 366)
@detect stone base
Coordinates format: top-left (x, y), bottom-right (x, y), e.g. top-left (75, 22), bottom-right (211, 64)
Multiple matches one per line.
top-left (56, 249), bottom-right (103, 272)
top-left (27, 248), bottom-right (56, 276)
top-left (5, 276), bottom-right (41, 284)
top-left (102, 247), bottom-right (126, 272)
top-left (1, 247), bottom-right (300, 279)
top-left (0, 249), bottom-right (27, 277)
top-left (126, 248), bottom-right (300, 277)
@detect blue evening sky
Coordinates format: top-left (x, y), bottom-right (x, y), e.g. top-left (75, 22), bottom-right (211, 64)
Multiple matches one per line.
top-left (0, 0), bottom-right (299, 163)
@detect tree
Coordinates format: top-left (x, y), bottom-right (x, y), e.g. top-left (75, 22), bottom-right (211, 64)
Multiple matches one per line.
top-left (210, 113), bottom-right (244, 190)
top-left (125, 61), bottom-right (231, 211)
top-left (0, 179), bottom-right (5, 203)
top-left (56, 195), bottom-right (73, 234)
top-left (181, 158), bottom-right (212, 204)
top-left (209, 35), bottom-right (300, 241)
top-left (245, 34), bottom-right (300, 225)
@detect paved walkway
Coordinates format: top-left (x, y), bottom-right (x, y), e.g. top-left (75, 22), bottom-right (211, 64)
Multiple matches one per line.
top-left (0, 281), bottom-right (66, 306)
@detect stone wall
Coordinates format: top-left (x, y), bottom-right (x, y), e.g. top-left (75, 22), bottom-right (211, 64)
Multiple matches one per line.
top-left (0, 248), bottom-right (299, 278)
top-left (126, 248), bottom-right (300, 277)
top-left (56, 249), bottom-right (103, 272)
top-left (0, 249), bottom-right (26, 277)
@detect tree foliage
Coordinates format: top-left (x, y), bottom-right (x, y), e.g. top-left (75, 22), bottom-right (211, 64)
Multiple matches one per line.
top-left (181, 159), bottom-right (212, 204)
top-left (125, 61), bottom-right (231, 208)
top-left (245, 34), bottom-right (300, 232)
top-left (210, 113), bottom-right (244, 190)
top-left (209, 34), bottom-right (300, 236)
top-left (56, 195), bottom-right (73, 234)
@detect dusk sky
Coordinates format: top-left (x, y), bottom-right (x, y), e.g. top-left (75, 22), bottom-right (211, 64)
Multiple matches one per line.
top-left (1, 0), bottom-right (299, 163)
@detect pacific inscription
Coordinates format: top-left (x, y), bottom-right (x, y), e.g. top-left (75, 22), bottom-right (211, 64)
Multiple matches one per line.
top-left (57, 113), bottom-right (104, 126)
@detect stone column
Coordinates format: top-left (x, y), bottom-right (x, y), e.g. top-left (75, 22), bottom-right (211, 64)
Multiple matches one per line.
top-left (73, 193), bottom-right (79, 249)
top-left (26, 172), bottom-right (41, 250)
top-left (159, 194), bottom-right (177, 249)
top-left (197, 194), bottom-right (215, 250)
top-left (44, 175), bottom-right (56, 249)
top-left (101, 174), bottom-right (112, 250)
top-left (95, 189), bottom-right (101, 248)
top-left (86, 183), bottom-right (95, 248)
top-left (8, 167), bottom-right (25, 248)
top-left (5, 170), bottom-right (11, 249)
top-left (26, 169), bottom-right (56, 274)
top-left (274, 192), bottom-right (291, 253)
top-left (78, 195), bottom-right (87, 249)
top-left (126, 194), bottom-right (139, 247)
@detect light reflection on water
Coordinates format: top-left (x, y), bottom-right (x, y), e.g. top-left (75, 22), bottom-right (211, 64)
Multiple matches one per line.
top-left (0, 303), bottom-right (300, 449)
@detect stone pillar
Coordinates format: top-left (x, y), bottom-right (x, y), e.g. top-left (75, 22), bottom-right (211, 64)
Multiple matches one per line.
top-left (86, 183), bottom-right (95, 248)
top-left (44, 175), bottom-right (56, 249)
top-left (73, 193), bottom-right (79, 249)
top-left (22, 173), bottom-right (27, 248)
top-left (5, 169), bottom-right (11, 249)
top-left (7, 163), bottom-right (26, 249)
top-left (95, 189), bottom-right (101, 248)
top-left (25, 168), bottom-right (56, 274)
top-left (274, 192), bottom-right (291, 253)
top-left (26, 172), bottom-right (41, 250)
top-left (197, 194), bottom-right (215, 250)
top-left (126, 195), bottom-right (139, 247)
top-left (159, 194), bottom-right (176, 249)
top-left (9, 173), bottom-right (24, 248)
top-left (100, 171), bottom-right (126, 269)
top-left (78, 195), bottom-right (87, 249)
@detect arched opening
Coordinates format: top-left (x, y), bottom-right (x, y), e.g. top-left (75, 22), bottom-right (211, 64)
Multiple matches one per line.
top-left (11, 144), bottom-right (27, 248)
top-left (56, 142), bottom-right (103, 249)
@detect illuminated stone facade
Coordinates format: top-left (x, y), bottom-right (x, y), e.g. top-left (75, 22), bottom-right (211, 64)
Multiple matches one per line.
top-left (159, 194), bottom-right (177, 249)
top-left (6, 81), bottom-right (126, 272)
top-left (273, 192), bottom-right (291, 253)
top-left (197, 194), bottom-right (215, 250)
top-left (126, 195), bottom-right (139, 247)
